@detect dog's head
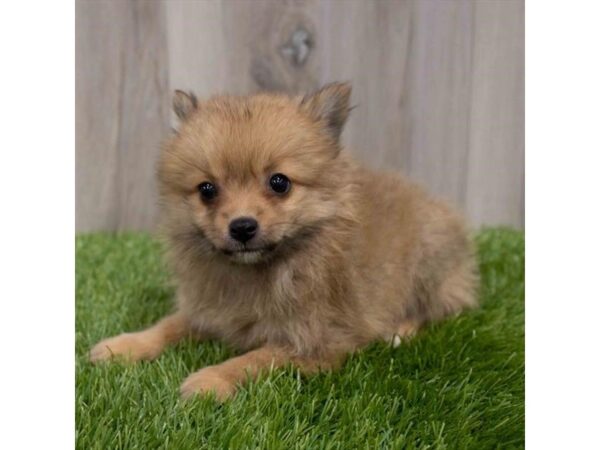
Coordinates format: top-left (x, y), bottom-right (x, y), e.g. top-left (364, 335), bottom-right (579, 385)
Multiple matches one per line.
top-left (158, 82), bottom-right (353, 264)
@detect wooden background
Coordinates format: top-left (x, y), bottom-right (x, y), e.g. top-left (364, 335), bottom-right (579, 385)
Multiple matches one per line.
top-left (76, 0), bottom-right (524, 232)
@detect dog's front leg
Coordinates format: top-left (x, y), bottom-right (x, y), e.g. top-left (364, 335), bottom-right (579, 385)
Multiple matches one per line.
top-left (180, 346), bottom-right (345, 401)
top-left (89, 311), bottom-right (192, 363)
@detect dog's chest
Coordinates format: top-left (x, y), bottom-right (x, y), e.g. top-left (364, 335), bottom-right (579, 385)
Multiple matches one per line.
top-left (181, 269), bottom-right (302, 350)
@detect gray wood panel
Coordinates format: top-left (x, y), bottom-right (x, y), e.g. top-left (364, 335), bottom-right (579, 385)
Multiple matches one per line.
top-left (466, 0), bottom-right (525, 227)
top-left (166, 0), bottom-right (322, 100)
top-left (401, 0), bottom-right (475, 210)
top-left (76, 0), bottom-right (524, 231)
top-left (317, 0), bottom-right (413, 170)
top-left (76, 0), bottom-right (170, 231)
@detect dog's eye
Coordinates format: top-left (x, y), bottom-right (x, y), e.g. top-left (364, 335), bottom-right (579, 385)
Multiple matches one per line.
top-left (198, 182), bottom-right (218, 201)
top-left (269, 173), bottom-right (291, 194)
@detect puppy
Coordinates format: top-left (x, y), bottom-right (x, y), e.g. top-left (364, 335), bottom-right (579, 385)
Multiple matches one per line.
top-left (90, 82), bottom-right (478, 401)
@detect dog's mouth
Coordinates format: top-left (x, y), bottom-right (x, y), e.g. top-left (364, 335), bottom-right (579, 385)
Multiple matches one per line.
top-left (221, 243), bottom-right (278, 264)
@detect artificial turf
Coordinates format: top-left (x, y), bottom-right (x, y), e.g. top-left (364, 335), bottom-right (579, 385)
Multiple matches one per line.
top-left (76, 228), bottom-right (524, 449)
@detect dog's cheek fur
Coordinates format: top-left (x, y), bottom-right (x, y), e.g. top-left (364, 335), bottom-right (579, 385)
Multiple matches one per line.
top-left (265, 185), bottom-right (337, 237)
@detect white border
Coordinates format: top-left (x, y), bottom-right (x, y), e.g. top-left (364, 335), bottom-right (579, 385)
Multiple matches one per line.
top-left (1, 0), bottom-right (600, 448)
top-left (527, 0), bottom-right (600, 448)
top-left (0, 1), bottom-right (74, 449)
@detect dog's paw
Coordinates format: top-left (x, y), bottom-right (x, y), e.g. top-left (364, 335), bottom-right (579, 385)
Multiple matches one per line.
top-left (89, 332), bottom-right (159, 363)
top-left (389, 320), bottom-right (421, 347)
top-left (180, 367), bottom-right (237, 402)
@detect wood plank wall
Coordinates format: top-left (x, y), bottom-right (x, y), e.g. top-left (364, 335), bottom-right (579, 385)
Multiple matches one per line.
top-left (76, 0), bottom-right (524, 232)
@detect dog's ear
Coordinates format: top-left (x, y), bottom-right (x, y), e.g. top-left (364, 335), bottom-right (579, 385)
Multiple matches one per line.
top-left (173, 90), bottom-right (198, 122)
top-left (299, 82), bottom-right (352, 142)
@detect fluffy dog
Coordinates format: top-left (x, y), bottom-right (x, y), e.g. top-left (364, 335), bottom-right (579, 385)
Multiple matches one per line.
top-left (90, 82), bottom-right (478, 400)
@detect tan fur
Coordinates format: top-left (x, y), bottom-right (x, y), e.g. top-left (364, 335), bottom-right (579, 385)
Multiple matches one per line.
top-left (90, 82), bottom-right (478, 400)
top-left (90, 312), bottom-right (191, 363)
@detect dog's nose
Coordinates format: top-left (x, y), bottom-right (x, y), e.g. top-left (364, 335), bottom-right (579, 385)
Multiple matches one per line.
top-left (229, 217), bottom-right (259, 243)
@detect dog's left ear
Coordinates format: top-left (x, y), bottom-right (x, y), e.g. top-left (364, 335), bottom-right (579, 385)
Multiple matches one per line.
top-left (300, 82), bottom-right (352, 142)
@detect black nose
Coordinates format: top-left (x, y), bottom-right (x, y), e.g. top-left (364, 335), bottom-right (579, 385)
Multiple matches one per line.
top-left (229, 217), bottom-right (259, 243)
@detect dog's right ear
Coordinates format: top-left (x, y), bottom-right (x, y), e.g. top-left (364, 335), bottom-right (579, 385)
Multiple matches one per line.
top-left (172, 90), bottom-right (198, 122)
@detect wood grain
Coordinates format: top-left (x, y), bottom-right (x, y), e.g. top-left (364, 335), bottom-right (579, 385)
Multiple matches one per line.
top-left (166, 0), bottom-right (322, 100)
top-left (76, 0), bottom-right (524, 231)
top-left (401, 0), bottom-right (475, 211)
top-left (465, 0), bottom-right (525, 227)
top-left (76, 0), bottom-right (170, 231)
top-left (317, 0), bottom-right (412, 170)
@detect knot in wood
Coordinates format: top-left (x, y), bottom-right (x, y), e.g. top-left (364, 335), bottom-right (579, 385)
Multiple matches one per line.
top-left (280, 27), bottom-right (312, 67)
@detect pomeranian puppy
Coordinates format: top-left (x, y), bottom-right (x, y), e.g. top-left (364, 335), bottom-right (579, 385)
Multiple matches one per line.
top-left (90, 82), bottom-right (478, 400)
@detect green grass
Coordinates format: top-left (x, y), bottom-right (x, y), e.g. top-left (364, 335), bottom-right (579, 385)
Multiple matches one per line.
top-left (76, 228), bottom-right (524, 449)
